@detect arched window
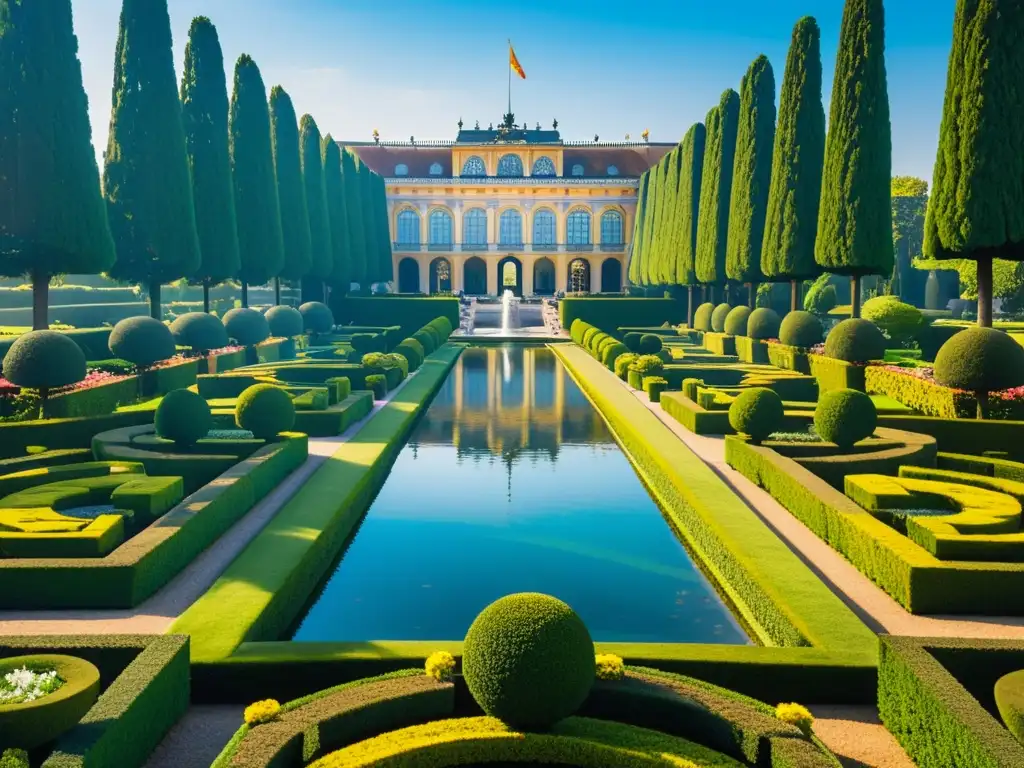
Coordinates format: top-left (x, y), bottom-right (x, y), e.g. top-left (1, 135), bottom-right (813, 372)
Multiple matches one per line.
top-left (428, 210), bottom-right (452, 247)
top-left (607, 165), bottom-right (619, 176)
top-left (461, 156), bottom-right (486, 176)
top-left (571, 164), bottom-right (584, 177)
top-left (499, 210), bottom-right (523, 246)
top-left (531, 157), bottom-right (556, 177)
top-left (429, 162), bottom-right (443, 176)
top-left (567, 210), bottom-right (591, 246)
top-left (396, 210), bottom-right (420, 245)
top-left (463, 208), bottom-right (487, 246)
top-left (395, 163), bottom-right (409, 177)
top-left (497, 154), bottom-right (524, 177)
top-left (533, 209), bottom-right (556, 248)
top-left (600, 210), bottom-right (623, 246)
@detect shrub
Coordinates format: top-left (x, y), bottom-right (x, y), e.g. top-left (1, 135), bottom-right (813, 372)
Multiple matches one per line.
top-left (264, 305), bottom-right (304, 338)
top-left (934, 327), bottom-right (1024, 399)
top-left (412, 329), bottom-right (436, 355)
top-left (693, 302), bottom-right (715, 331)
top-left (425, 651), bottom-right (456, 683)
top-left (814, 388), bottom-right (877, 449)
top-left (623, 332), bottom-right (642, 352)
top-left (614, 353), bottom-right (638, 380)
top-left (155, 389), bottom-right (212, 445)
top-left (804, 275), bottom-right (838, 314)
top-left (629, 354), bottom-right (664, 378)
top-left (350, 333), bottom-right (384, 353)
top-left (595, 654), bottom-right (624, 681)
top-left (601, 342), bottom-right (628, 370)
top-left (429, 316), bottom-right (453, 340)
top-left (169, 312), bottom-right (229, 354)
top-left (298, 301), bottom-right (335, 335)
top-left (2, 330), bottom-right (86, 393)
top-left (638, 333), bottom-right (663, 354)
top-left (710, 303), bottom-right (732, 333)
top-left (723, 306), bottom-right (752, 336)
top-left (779, 311), bottom-right (823, 348)
top-left (569, 319), bottom-right (587, 345)
top-left (243, 699), bottom-right (280, 726)
top-left (582, 327), bottom-right (599, 350)
top-left (223, 307), bottom-right (271, 347)
top-left (643, 376), bottom-right (668, 403)
top-left (386, 353), bottom-right (409, 379)
top-left (747, 308), bottom-right (781, 340)
top-left (365, 373), bottom-right (387, 399)
top-left (108, 316), bottom-right (176, 368)
top-left (728, 387), bottom-right (784, 444)
top-left (235, 384), bottom-right (296, 439)
top-left (0, 749), bottom-right (28, 768)
top-left (776, 703), bottom-right (814, 737)
top-left (461, 593), bottom-right (595, 730)
top-left (862, 296), bottom-right (924, 341)
top-left (394, 338), bottom-right (425, 371)
top-left (824, 318), bottom-right (886, 363)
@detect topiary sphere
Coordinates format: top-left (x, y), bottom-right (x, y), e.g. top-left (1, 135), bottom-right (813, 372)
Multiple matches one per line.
top-left (934, 327), bottom-right (1024, 394)
top-left (693, 302), bottom-right (715, 332)
top-left (2, 331), bottom-right (86, 391)
top-left (298, 301), bottom-right (335, 335)
top-left (235, 384), bottom-right (296, 440)
top-left (638, 333), bottom-right (663, 354)
top-left (824, 318), bottom-right (886, 363)
top-left (623, 332), bottom-right (642, 352)
top-left (779, 311), bottom-right (823, 348)
top-left (264, 305), bottom-right (304, 338)
top-left (862, 296), bottom-right (924, 341)
top-left (108, 316), bottom-right (176, 368)
top-left (155, 388), bottom-right (212, 445)
top-left (814, 389), bottom-right (877, 450)
top-left (747, 308), bottom-right (782, 340)
top-left (462, 593), bottom-right (595, 730)
top-left (728, 387), bottom-right (784, 444)
top-left (710, 303), bottom-right (732, 333)
top-left (170, 312), bottom-right (229, 354)
top-left (724, 306), bottom-right (752, 336)
top-left (223, 307), bottom-right (271, 347)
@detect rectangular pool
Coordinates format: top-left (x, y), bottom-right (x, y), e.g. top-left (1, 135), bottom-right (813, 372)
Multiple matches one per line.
top-left (291, 345), bottom-right (749, 645)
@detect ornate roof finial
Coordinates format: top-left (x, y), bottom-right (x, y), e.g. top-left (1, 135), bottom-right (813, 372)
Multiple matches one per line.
top-left (536, 122), bottom-right (541, 130)
top-left (625, 133), bottom-right (630, 141)
top-left (552, 118), bottom-right (558, 130)
top-left (457, 117), bottom-right (464, 130)
top-left (372, 128), bottom-right (380, 143)
top-left (488, 122), bottom-right (493, 130)
top-left (475, 120), bottom-right (480, 129)
top-left (641, 128), bottom-right (650, 143)
top-left (594, 134), bottom-right (599, 142)
top-left (410, 135), bottom-right (415, 145)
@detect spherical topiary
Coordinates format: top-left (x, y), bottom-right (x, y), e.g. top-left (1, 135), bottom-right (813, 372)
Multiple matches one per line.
top-left (2, 331), bottom-right (86, 391)
top-left (779, 311), bottom-right (823, 349)
top-left (710, 303), bottom-right (732, 333)
top-left (728, 388), bottom-right (784, 444)
top-left (298, 301), bottom-right (335, 335)
top-left (814, 389), bottom-right (877, 449)
top-left (462, 593), bottom-right (594, 730)
top-left (155, 389), bottom-right (212, 445)
top-left (629, 354), bottom-right (664, 378)
top-left (747, 308), bottom-right (782, 340)
top-left (934, 327), bottom-right (1024, 397)
top-left (623, 332), bottom-right (642, 352)
top-left (638, 333), bottom-right (663, 354)
top-left (823, 318), bottom-right (887, 363)
top-left (862, 296), bottom-right (924, 341)
top-left (108, 316), bottom-right (176, 368)
top-left (223, 307), bottom-right (271, 347)
top-left (723, 306), bottom-right (752, 337)
top-left (615, 353), bottom-right (638, 380)
top-left (169, 312), bottom-right (229, 354)
top-left (264, 305), bottom-right (304, 338)
top-left (235, 384), bottom-right (296, 440)
top-left (693, 302), bottom-right (715, 332)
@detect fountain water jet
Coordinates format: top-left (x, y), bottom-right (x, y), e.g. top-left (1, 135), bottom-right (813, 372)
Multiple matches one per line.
top-left (500, 289), bottom-right (520, 333)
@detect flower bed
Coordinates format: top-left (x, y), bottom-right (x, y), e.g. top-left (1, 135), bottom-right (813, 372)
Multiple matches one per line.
top-left (866, 364), bottom-right (1024, 420)
top-left (0, 666), bottom-right (63, 704)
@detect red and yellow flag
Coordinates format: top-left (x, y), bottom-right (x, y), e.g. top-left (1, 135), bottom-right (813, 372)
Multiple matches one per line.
top-left (509, 42), bottom-right (526, 80)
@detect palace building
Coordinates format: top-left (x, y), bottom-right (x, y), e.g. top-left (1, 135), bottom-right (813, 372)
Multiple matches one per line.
top-left (347, 117), bottom-right (673, 297)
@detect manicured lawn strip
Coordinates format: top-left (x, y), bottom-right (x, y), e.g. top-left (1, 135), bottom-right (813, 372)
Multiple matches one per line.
top-left (171, 346), bottom-right (463, 663)
top-left (0, 411), bottom-right (154, 458)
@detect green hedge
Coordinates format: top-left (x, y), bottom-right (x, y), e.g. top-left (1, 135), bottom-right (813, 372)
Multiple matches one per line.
top-left (0, 411), bottom-right (153, 460)
top-left (735, 337), bottom-right (770, 365)
top-left (938, 452), bottom-right (1024, 483)
top-left (0, 303), bottom-right (150, 328)
top-left (559, 298), bottom-right (686, 330)
top-left (45, 377), bottom-right (142, 419)
top-left (197, 348), bottom-right (248, 375)
top-left (785, 429), bottom-right (937, 490)
top-left (0, 286), bottom-right (141, 308)
top-left (767, 344), bottom-right (811, 374)
top-left (808, 354), bottom-right (866, 392)
top-left (875, 415), bottom-right (1024, 461)
top-left (703, 333), bottom-right (737, 357)
top-left (865, 365), bottom-right (975, 418)
top-left (0, 328), bottom-right (114, 364)
top-left (289, 392), bottom-right (373, 437)
top-left (333, 297), bottom-right (460, 337)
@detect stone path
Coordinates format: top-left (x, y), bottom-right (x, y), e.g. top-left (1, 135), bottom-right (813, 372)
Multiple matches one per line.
top-left (144, 706), bottom-right (241, 768)
top-left (810, 706), bottom-right (915, 768)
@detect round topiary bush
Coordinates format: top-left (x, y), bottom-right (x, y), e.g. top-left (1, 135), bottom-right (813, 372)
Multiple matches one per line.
top-left (862, 296), bottom-right (924, 341)
top-left (298, 301), bottom-right (335, 335)
top-left (710, 303), bottom-right (732, 333)
top-left (779, 311), bottom-right (823, 348)
top-left (169, 312), bottom-right (229, 354)
top-left (462, 593), bottom-right (594, 730)
top-left (814, 388), bottom-right (877, 449)
top-left (747, 308), bottom-right (781, 340)
top-left (728, 388), bottom-right (784, 444)
top-left (934, 327), bottom-right (1024, 399)
top-left (155, 389), bottom-right (212, 445)
top-left (235, 384), bottom-right (296, 440)
top-left (629, 354), bottom-right (664, 378)
top-left (824, 318), bottom-right (887, 363)
top-left (2, 331), bottom-right (86, 393)
top-left (264, 305), bottom-right (303, 338)
top-left (108, 317), bottom-right (176, 368)
top-left (693, 303), bottom-right (715, 332)
top-left (223, 307), bottom-right (271, 347)
top-left (638, 333), bottom-right (663, 354)
top-left (623, 332), bottom-right (642, 352)
top-left (724, 306), bottom-right (752, 337)
top-left (614, 353), bottom-right (638, 380)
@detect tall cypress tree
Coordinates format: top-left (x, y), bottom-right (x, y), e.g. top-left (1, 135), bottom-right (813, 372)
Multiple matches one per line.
top-left (669, 123), bottom-right (706, 325)
top-left (322, 135), bottom-right (350, 295)
top-left (695, 90), bottom-right (741, 302)
top-left (230, 54), bottom-right (284, 307)
top-left (762, 16), bottom-right (826, 312)
top-left (299, 114), bottom-right (332, 300)
top-left (815, 0), bottom-right (893, 318)
top-left (374, 172), bottom-right (393, 284)
top-left (0, 0), bottom-right (115, 329)
top-left (925, 0), bottom-right (1024, 327)
top-left (360, 162), bottom-right (380, 289)
top-left (269, 86), bottom-right (311, 304)
top-left (104, 0), bottom-right (200, 319)
top-left (628, 171), bottom-right (650, 288)
top-left (341, 148), bottom-right (367, 289)
top-left (180, 16), bottom-right (239, 313)
top-left (726, 55), bottom-right (777, 308)
top-left (656, 145), bottom-right (684, 285)
top-left (640, 157), bottom-right (664, 286)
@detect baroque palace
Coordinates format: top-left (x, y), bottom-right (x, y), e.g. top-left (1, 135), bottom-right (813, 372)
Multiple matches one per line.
top-left (348, 116), bottom-right (673, 297)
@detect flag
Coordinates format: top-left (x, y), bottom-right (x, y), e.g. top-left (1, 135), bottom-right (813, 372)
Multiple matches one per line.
top-left (509, 42), bottom-right (526, 80)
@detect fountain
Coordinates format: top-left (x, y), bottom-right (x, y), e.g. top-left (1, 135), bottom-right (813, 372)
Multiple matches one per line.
top-left (500, 289), bottom-right (520, 334)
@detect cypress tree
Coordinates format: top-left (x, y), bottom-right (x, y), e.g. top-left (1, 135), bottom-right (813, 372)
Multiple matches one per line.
top-left (628, 171), bottom-right (650, 287)
top-left (924, 0), bottom-right (1024, 327)
top-left (180, 16), bottom-right (239, 313)
top-left (230, 55), bottom-right (284, 307)
top-left (815, 0), bottom-right (893, 318)
top-left (656, 145), bottom-right (684, 285)
top-left (342, 148), bottom-right (367, 289)
top-left (322, 135), bottom-right (350, 294)
top-left (726, 55), bottom-right (777, 308)
top-left (360, 162), bottom-right (380, 289)
top-left (669, 123), bottom-right (706, 325)
top-left (0, 0), bottom-right (115, 329)
top-left (299, 115), bottom-right (332, 299)
top-left (270, 86), bottom-right (311, 304)
top-left (103, 0), bottom-right (200, 319)
top-left (374, 172), bottom-right (393, 284)
top-left (640, 156), bottom-right (666, 286)
top-left (762, 16), bottom-right (826, 312)
top-left (695, 90), bottom-right (741, 302)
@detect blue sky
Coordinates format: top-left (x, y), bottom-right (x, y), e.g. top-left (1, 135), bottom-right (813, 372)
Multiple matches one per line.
top-left (73, 0), bottom-right (956, 182)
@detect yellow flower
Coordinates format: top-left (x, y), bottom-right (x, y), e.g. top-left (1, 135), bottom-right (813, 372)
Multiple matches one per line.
top-left (425, 651), bottom-right (456, 683)
top-left (595, 653), bottom-right (625, 680)
top-left (243, 699), bottom-right (280, 726)
top-left (776, 702), bottom-right (814, 736)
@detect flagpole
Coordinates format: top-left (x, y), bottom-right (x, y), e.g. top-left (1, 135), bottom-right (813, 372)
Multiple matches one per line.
top-left (507, 39), bottom-right (512, 117)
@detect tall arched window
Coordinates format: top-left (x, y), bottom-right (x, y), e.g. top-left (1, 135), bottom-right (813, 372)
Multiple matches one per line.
top-left (567, 210), bottom-right (591, 246)
top-left (531, 157), bottom-right (555, 177)
top-left (395, 163), bottom-right (409, 177)
top-left (396, 210), bottom-right (420, 245)
top-left (463, 208), bottom-right (487, 246)
top-left (497, 154), bottom-right (524, 177)
top-left (606, 165), bottom-right (619, 176)
top-left (461, 156), bottom-right (486, 177)
top-left (533, 209), bottom-right (556, 248)
top-left (571, 164), bottom-right (585, 177)
top-left (429, 210), bottom-right (452, 248)
top-left (600, 210), bottom-right (623, 246)
top-left (429, 162), bottom-right (443, 176)
top-left (499, 210), bottom-right (523, 246)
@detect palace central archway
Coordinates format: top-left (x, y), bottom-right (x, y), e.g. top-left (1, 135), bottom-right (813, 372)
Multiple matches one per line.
top-left (498, 256), bottom-right (523, 297)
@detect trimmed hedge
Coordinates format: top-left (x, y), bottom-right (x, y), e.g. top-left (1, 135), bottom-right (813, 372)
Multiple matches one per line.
top-left (808, 354), bottom-right (866, 393)
top-left (0, 411), bottom-right (153, 460)
top-left (334, 297), bottom-right (459, 337)
top-left (767, 343), bottom-right (810, 374)
top-left (735, 336), bottom-right (770, 364)
top-left (703, 332), bottom-right (737, 357)
top-left (559, 298), bottom-right (685, 330)
top-left (0, 655), bottom-right (100, 751)
top-left (865, 365), bottom-right (976, 418)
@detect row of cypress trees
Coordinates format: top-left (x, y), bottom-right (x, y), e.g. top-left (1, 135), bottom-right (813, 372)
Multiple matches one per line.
top-left (0, 0), bottom-right (392, 329)
top-left (630, 0), bottom-right (893, 321)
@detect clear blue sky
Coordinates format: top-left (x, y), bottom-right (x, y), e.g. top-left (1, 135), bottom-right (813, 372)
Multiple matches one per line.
top-left (73, 0), bottom-right (956, 182)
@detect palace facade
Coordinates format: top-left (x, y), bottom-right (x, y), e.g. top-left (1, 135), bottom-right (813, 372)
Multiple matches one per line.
top-left (348, 120), bottom-right (673, 296)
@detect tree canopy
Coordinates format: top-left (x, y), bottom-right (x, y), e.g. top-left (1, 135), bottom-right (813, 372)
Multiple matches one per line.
top-left (695, 90), bottom-right (740, 289)
top-left (270, 86), bottom-right (311, 281)
top-left (322, 135), bottom-right (350, 291)
top-left (299, 114), bottom-right (332, 281)
top-left (672, 123), bottom-right (706, 287)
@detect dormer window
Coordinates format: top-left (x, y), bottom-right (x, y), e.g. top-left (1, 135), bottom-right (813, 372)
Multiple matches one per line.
top-left (429, 162), bottom-right (443, 176)
top-left (607, 165), bottom-right (619, 176)
top-left (571, 164), bottom-right (584, 177)
top-left (395, 163), bottom-right (409, 176)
